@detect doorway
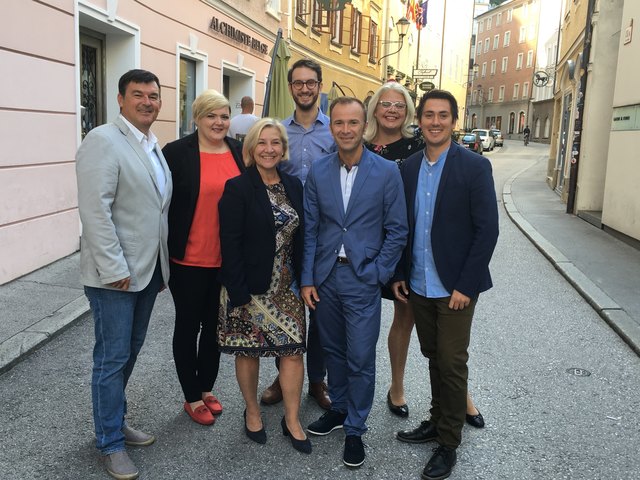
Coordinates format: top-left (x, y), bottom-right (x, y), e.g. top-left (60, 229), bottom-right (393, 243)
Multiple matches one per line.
top-left (79, 30), bottom-right (105, 138)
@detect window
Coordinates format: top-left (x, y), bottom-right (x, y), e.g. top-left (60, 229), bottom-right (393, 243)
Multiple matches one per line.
top-left (535, 118), bottom-right (541, 138)
top-left (295, 0), bottom-right (308, 24)
top-left (527, 50), bottom-right (534, 67)
top-left (518, 111), bottom-right (526, 133)
top-left (490, 59), bottom-right (496, 75)
top-left (501, 56), bottom-right (508, 73)
top-left (484, 38), bottom-right (490, 53)
top-left (516, 53), bottom-right (523, 69)
top-left (493, 34), bottom-right (499, 50)
top-left (472, 90), bottom-right (477, 104)
top-left (544, 117), bottom-right (551, 138)
top-left (496, 13), bottom-right (502, 26)
top-left (487, 16), bottom-right (492, 30)
top-left (513, 83), bottom-right (520, 99)
top-left (266, 0), bottom-right (280, 16)
top-left (330, 7), bottom-right (343, 43)
top-left (350, 8), bottom-right (362, 53)
top-left (481, 62), bottom-right (487, 77)
top-left (496, 115), bottom-right (502, 129)
top-left (519, 26), bottom-right (526, 43)
top-left (503, 31), bottom-right (511, 47)
top-left (179, 57), bottom-right (197, 138)
top-left (507, 9), bottom-right (513, 22)
top-left (312, 0), bottom-right (330, 30)
top-left (476, 41), bottom-right (482, 57)
top-left (479, 20), bottom-right (484, 33)
top-left (488, 87), bottom-right (494, 102)
top-left (523, 3), bottom-right (528, 18)
top-left (368, 20), bottom-right (378, 63)
top-left (509, 112), bottom-right (515, 133)
top-left (499, 85), bottom-right (505, 101)
top-left (523, 81), bottom-right (530, 99)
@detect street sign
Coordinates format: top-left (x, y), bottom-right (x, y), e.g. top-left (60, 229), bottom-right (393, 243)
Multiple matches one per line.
top-left (419, 81), bottom-right (435, 92)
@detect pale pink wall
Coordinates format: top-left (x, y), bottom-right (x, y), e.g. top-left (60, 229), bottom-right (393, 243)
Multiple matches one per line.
top-left (0, 1), bottom-right (78, 284)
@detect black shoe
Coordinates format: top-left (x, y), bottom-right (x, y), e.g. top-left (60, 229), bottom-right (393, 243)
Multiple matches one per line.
top-left (343, 435), bottom-right (365, 468)
top-left (281, 417), bottom-right (312, 454)
top-left (466, 411), bottom-right (485, 428)
top-left (243, 409), bottom-right (266, 444)
top-left (396, 420), bottom-right (438, 444)
top-left (387, 390), bottom-right (409, 417)
top-left (307, 410), bottom-right (347, 436)
top-left (421, 446), bottom-right (457, 480)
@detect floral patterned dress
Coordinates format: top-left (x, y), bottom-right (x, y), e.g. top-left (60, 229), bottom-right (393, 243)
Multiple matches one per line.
top-left (218, 183), bottom-right (306, 357)
top-left (364, 131), bottom-right (425, 168)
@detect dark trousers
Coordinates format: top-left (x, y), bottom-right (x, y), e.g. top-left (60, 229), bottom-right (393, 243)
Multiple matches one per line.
top-left (169, 261), bottom-right (222, 403)
top-left (410, 290), bottom-right (476, 449)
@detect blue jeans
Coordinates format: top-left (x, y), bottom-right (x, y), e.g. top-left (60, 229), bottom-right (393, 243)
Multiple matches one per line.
top-left (85, 262), bottom-right (162, 455)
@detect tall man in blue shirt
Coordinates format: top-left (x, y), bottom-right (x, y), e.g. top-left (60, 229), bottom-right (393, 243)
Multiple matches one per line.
top-left (392, 90), bottom-right (499, 480)
top-left (260, 59), bottom-right (334, 410)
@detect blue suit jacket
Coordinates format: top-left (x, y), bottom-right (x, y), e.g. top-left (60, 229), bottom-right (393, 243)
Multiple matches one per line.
top-left (394, 142), bottom-right (499, 298)
top-left (302, 146), bottom-right (408, 288)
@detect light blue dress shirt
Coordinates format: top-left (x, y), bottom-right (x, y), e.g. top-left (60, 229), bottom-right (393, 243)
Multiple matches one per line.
top-left (280, 109), bottom-right (334, 184)
top-left (410, 148), bottom-right (450, 298)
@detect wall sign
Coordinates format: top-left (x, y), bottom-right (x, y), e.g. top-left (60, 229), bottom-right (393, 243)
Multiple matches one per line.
top-left (209, 17), bottom-right (269, 55)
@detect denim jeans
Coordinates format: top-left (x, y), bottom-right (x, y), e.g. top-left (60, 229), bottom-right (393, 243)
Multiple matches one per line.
top-left (85, 262), bottom-right (162, 455)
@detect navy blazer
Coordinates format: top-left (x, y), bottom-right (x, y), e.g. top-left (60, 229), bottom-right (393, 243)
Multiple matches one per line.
top-left (302, 147), bottom-right (408, 288)
top-left (395, 142), bottom-right (499, 298)
top-left (218, 165), bottom-right (304, 307)
top-left (162, 131), bottom-right (245, 260)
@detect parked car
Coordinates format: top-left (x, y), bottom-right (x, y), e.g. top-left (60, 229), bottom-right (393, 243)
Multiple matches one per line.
top-left (460, 132), bottom-right (483, 155)
top-left (471, 128), bottom-right (495, 151)
top-left (490, 129), bottom-right (504, 147)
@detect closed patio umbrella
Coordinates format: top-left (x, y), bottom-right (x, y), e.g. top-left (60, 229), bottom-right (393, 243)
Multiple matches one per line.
top-left (263, 29), bottom-right (294, 120)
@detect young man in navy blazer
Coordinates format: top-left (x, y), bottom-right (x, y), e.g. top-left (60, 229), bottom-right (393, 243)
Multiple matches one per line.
top-left (301, 97), bottom-right (408, 468)
top-left (392, 90), bottom-right (499, 480)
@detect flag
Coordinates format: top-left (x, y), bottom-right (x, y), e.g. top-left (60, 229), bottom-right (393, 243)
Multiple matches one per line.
top-left (406, 0), bottom-right (416, 22)
top-left (416, 1), bottom-right (429, 30)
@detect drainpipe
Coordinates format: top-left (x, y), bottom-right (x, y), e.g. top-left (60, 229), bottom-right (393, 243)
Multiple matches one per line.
top-left (566, 0), bottom-right (596, 214)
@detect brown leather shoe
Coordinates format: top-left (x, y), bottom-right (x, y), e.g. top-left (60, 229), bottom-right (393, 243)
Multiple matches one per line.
top-left (260, 375), bottom-right (283, 405)
top-left (308, 381), bottom-right (331, 410)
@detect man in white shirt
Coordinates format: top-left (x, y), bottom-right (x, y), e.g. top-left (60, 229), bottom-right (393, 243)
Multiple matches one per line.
top-left (228, 96), bottom-right (259, 141)
top-left (76, 69), bottom-right (172, 480)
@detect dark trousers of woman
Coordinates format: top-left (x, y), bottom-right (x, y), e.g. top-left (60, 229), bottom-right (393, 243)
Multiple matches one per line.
top-left (169, 261), bottom-right (222, 403)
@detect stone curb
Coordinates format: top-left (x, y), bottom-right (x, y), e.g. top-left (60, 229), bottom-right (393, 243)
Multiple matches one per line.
top-left (502, 161), bottom-right (640, 357)
top-left (0, 296), bottom-right (90, 374)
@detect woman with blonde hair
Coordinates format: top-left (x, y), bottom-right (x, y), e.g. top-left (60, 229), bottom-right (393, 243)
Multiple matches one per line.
top-left (218, 118), bottom-right (311, 453)
top-left (163, 89), bottom-right (245, 426)
top-left (364, 82), bottom-right (484, 428)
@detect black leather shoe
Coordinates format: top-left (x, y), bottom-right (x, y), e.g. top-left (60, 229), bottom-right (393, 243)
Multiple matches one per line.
top-left (465, 411), bottom-right (485, 428)
top-left (422, 445), bottom-right (457, 480)
top-left (396, 420), bottom-right (438, 444)
top-left (387, 391), bottom-right (409, 417)
top-left (343, 435), bottom-right (365, 468)
top-left (281, 417), bottom-right (312, 454)
top-left (243, 409), bottom-right (266, 444)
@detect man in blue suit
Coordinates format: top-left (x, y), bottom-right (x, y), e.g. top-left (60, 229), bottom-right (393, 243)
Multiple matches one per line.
top-left (392, 90), bottom-right (499, 480)
top-left (301, 97), bottom-right (408, 468)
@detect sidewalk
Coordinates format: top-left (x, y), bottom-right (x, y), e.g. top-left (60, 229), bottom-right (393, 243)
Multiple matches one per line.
top-left (503, 148), bottom-right (640, 355)
top-left (2, 147), bottom-right (639, 373)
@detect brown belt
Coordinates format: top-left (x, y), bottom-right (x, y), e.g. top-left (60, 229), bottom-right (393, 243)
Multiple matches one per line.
top-left (336, 256), bottom-right (350, 264)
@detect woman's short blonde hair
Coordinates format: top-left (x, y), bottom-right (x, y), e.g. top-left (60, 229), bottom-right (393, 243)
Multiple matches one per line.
top-left (363, 82), bottom-right (416, 143)
top-left (242, 118), bottom-right (289, 167)
top-left (192, 89), bottom-right (230, 121)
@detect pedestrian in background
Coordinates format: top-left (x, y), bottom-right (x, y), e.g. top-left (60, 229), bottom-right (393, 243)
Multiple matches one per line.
top-left (228, 95), bottom-right (259, 141)
top-left (218, 118), bottom-right (310, 454)
top-left (392, 90), bottom-right (499, 480)
top-left (260, 59), bottom-right (334, 411)
top-left (364, 82), bottom-right (484, 427)
top-left (302, 97), bottom-right (408, 468)
top-left (76, 69), bottom-right (172, 480)
top-left (162, 89), bottom-right (244, 426)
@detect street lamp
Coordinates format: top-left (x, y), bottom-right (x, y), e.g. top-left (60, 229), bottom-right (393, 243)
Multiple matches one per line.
top-left (378, 17), bottom-right (411, 65)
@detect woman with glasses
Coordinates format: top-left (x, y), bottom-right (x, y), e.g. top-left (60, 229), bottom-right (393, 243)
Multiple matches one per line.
top-left (364, 82), bottom-right (484, 429)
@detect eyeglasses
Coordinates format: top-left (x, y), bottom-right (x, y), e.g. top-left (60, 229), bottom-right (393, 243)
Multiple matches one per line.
top-left (378, 101), bottom-right (407, 110)
top-left (290, 80), bottom-right (320, 90)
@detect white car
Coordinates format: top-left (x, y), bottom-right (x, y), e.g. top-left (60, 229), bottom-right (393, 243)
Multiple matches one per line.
top-left (471, 129), bottom-right (495, 151)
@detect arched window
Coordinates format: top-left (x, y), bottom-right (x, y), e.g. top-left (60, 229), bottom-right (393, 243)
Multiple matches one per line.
top-left (471, 113), bottom-right (477, 129)
top-left (534, 117), bottom-right (541, 138)
top-left (518, 111), bottom-right (526, 133)
top-left (544, 117), bottom-right (551, 138)
top-left (508, 112), bottom-right (515, 134)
